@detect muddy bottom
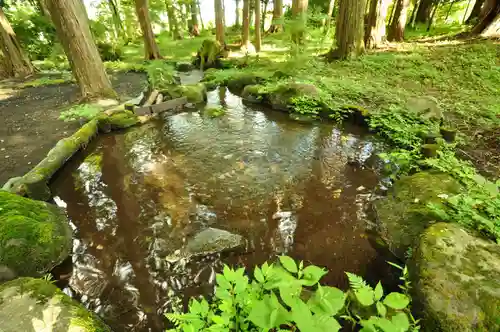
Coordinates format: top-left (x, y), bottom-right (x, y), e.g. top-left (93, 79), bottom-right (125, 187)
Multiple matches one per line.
top-left (50, 88), bottom-right (396, 332)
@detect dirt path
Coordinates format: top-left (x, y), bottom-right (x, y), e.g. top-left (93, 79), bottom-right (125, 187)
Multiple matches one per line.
top-left (0, 72), bottom-right (146, 186)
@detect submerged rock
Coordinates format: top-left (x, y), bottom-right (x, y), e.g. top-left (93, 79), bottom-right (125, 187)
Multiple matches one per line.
top-left (0, 277), bottom-right (111, 332)
top-left (373, 172), bottom-right (461, 259)
top-left (268, 83), bottom-right (319, 112)
top-left (412, 223), bottom-right (500, 331)
top-left (162, 83), bottom-right (207, 104)
top-left (0, 191), bottom-right (72, 280)
top-left (242, 84), bottom-right (266, 103)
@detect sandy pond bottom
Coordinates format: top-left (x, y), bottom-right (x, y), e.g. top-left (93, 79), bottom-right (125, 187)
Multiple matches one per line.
top-left (50, 88), bottom-right (397, 332)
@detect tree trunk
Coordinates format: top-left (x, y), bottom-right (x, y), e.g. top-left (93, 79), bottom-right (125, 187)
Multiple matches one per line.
top-left (235, 0), bottom-right (241, 26)
top-left (388, 0), bottom-right (410, 41)
top-left (242, 0), bottom-right (250, 45)
top-left (415, 0), bottom-right (433, 23)
top-left (327, 0), bottom-right (366, 60)
top-left (407, 0), bottom-right (419, 27)
top-left (185, 3), bottom-right (191, 32)
top-left (291, 0), bottom-right (309, 44)
top-left (364, 0), bottom-right (391, 48)
top-left (45, 0), bottom-right (115, 99)
top-left (324, 0), bottom-right (336, 32)
top-left (0, 8), bottom-right (34, 78)
top-left (255, 0), bottom-right (261, 51)
top-left (215, 0), bottom-right (225, 44)
top-left (462, 0), bottom-right (473, 22)
top-left (190, 2), bottom-right (200, 35)
top-left (107, 0), bottom-right (123, 40)
top-left (262, 0), bottom-right (269, 30)
top-left (466, 0), bottom-right (485, 23)
top-left (166, 0), bottom-right (183, 39)
top-left (135, 0), bottom-right (161, 59)
top-left (426, 0), bottom-right (441, 30)
top-left (444, 0), bottom-right (454, 20)
top-left (250, 0), bottom-right (255, 27)
top-left (269, 0), bottom-right (284, 32)
top-left (471, 0), bottom-right (500, 34)
top-left (197, 0), bottom-right (205, 29)
top-left (36, 0), bottom-right (52, 20)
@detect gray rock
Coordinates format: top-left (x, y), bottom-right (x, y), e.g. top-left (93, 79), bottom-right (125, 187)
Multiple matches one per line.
top-left (176, 62), bottom-right (194, 72)
top-left (0, 278), bottom-right (111, 332)
top-left (412, 223), bottom-right (500, 331)
top-left (186, 227), bottom-right (245, 255)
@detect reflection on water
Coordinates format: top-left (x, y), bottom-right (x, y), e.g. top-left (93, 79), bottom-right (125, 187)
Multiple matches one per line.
top-left (50, 89), bottom-right (395, 332)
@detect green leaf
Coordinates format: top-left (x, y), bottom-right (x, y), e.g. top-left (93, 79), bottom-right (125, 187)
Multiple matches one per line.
top-left (279, 255), bottom-right (298, 273)
top-left (315, 314), bottom-right (341, 332)
top-left (376, 302), bottom-right (387, 317)
top-left (355, 287), bottom-right (375, 306)
top-left (392, 312), bottom-right (410, 331)
top-left (291, 299), bottom-right (318, 332)
top-left (254, 266), bottom-right (265, 283)
top-left (308, 286), bottom-right (346, 316)
top-left (216, 273), bottom-right (231, 290)
top-left (301, 265), bottom-right (328, 286)
top-left (279, 282), bottom-right (302, 307)
top-left (248, 298), bottom-right (273, 330)
top-left (383, 292), bottom-right (410, 310)
top-left (374, 282), bottom-right (384, 301)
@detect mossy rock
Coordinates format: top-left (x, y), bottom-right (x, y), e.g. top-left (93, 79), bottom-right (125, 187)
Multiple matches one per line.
top-left (268, 83), bottom-right (319, 112)
top-left (162, 84), bottom-right (207, 104)
top-left (97, 111), bottom-right (139, 131)
top-left (195, 39), bottom-right (224, 70)
top-left (289, 113), bottom-right (318, 123)
top-left (202, 106), bottom-right (226, 118)
top-left (241, 84), bottom-right (267, 103)
top-left (0, 277), bottom-right (111, 331)
top-left (0, 191), bottom-right (72, 280)
top-left (175, 61), bottom-right (194, 72)
top-left (226, 74), bottom-right (264, 95)
top-left (342, 105), bottom-right (371, 126)
top-left (373, 172), bottom-right (462, 260)
top-left (411, 223), bottom-right (500, 331)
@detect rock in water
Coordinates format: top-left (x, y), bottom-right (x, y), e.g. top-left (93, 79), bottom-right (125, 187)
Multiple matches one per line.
top-left (0, 191), bottom-right (72, 280)
top-left (373, 172), bottom-right (461, 259)
top-left (185, 227), bottom-right (245, 256)
top-left (412, 223), bottom-right (500, 331)
top-left (0, 278), bottom-right (111, 332)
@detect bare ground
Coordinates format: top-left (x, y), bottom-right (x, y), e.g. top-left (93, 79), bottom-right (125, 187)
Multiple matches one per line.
top-left (0, 72), bottom-right (147, 186)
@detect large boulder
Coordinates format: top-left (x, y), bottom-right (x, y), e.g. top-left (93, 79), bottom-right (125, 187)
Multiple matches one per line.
top-left (195, 39), bottom-right (225, 70)
top-left (241, 84), bottom-right (267, 103)
top-left (0, 191), bottom-right (72, 281)
top-left (412, 222), bottom-right (500, 331)
top-left (226, 74), bottom-right (264, 95)
top-left (268, 83), bottom-right (319, 111)
top-left (0, 277), bottom-right (111, 331)
top-left (162, 83), bottom-right (207, 104)
top-left (373, 172), bottom-right (461, 259)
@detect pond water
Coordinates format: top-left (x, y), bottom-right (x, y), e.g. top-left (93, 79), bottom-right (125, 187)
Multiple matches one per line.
top-left (50, 82), bottom-right (396, 332)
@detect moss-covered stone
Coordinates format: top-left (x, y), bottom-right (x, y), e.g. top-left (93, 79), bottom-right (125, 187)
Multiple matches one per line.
top-left (411, 223), bottom-right (500, 331)
top-left (0, 191), bottom-right (72, 280)
top-left (0, 277), bottom-right (111, 331)
top-left (241, 84), bottom-right (267, 103)
top-left (226, 74), bottom-right (264, 95)
top-left (268, 83), bottom-right (319, 112)
top-left (175, 61), bottom-right (194, 72)
top-left (195, 39), bottom-right (224, 70)
top-left (97, 111), bottom-right (139, 131)
top-left (373, 172), bottom-right (462, 259)
top-left (202, 106), bottom-right (226, 118)
top-left (162, 83), bottom-right (207, 104)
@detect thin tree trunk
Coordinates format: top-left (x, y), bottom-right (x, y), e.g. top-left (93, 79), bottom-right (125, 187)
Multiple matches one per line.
top-left (471, 0), bottom-right (500, 34)
top-left (255, 0), bottom-right (261, 51)
top-left (166, 0), bottom-right (183, 39)
top-left (324, 0), bottom-right (335, 32)
top-left (269, 0), bottom-right (284, 32)
top-left (466, 0), bottom-right (485, 23)
top-left (291, 0), bottom-right (309, 44)
top-left (36, 0), bottom-right (52, 20)
top-left (135, 0), bottom-right (162, 59)
top-left (190, 2), bottom-right (200, 35)
top-left (197, 0), bottom-right (205, 29)
top-left (45, 0), bottom-right (115, 99)
top-left (262, 0), bottom-right (269, 31)
top-left (185, 3), bottom-right (191, 32)
top-left (444, 0), bottom-right (454, 20)
top-left (215, 0), bottom-right (225, 44)
top-left (108, 0), bottom-right (123, 40)
top-left (0, 8), bottom-right (34, 78)
top-left (365, 0), bottom-right (391, 48)
top-left (427, 0), bottom-right (441, 30)
top-left (250, 0), bottom-right (255, 27)
top-left (235, 0), bottom-right (241, 26)
top-left (388, 0), bottom-right (410, 41)
top-left (327, 0), bottom-right (366, 60)
top-left (415, 0), bottom-right (433, 23)
top-left (242, 0), bottom-right (250, 45)
top-left (407, 0), bottom-right (420, 27)
top-left (388, 1), bottom-right (397, 24)
top-left (462, 0), bottom-right (473, 22)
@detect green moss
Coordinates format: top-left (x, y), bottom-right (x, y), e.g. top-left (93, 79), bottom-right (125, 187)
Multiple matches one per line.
top-left (98, 111), bottom-right (139, 130)
top-left (242, 84), bottom-right (267, 103)
top-left (267, 83), bottom-right (319, 112)
top-left (162, 84), bottom-right (207, 103)
top-left (226, 74), bottom-right (264, 94)
top-left (0, 191), bottom-right (72, 277)
top-left (197, 39), bottom-right (223, 70)
top-left (203, 106), bottom-right (226, 118)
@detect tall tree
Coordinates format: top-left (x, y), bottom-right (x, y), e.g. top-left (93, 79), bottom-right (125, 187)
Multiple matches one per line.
top-left (215, 0), bottom-right (225, 44)
top-left (269, 0), bottom-right (284, 32)
top-left (466, 0), bottom-right (486, 23)
top-left (165, 0), bottom-right (182, 39)
top-left (235, 0), bottom-right (241, 26)
top-left (45, 0), bottom-right (115, 99)
top-left (0, 7), bottom-right (34, 78)
top-left (135, 0), bottom-right (161, 59)
top-left (388, 0), bottom-right (410, 41)
top-left (407, 0), bottom-right (420, 27)
top-left (324, 0), bottom-right (336, 32)
top-left (108, 0), bottom-right (124, 39)
top-left (242, 0), bottom-right (251, 46)
top-left (262, 0), bottom-right (269, 30)
top-left (291, 0), bottom-right (309, 43)
top-left (364, 0), bottom-right (391, 48)
top-left (189, 1), bottom-right (200, 35)
top-left (415, 0), bottom-right (433, 23)
top-left (255, 0), bottom-right (262, 51)
top-left (471, 0), bottom-right (500, 35)
top-left (426, 0), bottom-right (441, 31)
top-left (197, 0), bottom-right (205, 29)
top-left (326, 0), bottom-right (366, 59)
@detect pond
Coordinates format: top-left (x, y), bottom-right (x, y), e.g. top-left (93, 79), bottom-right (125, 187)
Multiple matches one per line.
top-left (50, 80), bottom-right (397, 332)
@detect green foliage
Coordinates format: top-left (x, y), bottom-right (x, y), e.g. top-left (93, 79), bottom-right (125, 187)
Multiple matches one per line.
top-left (20, 76), bottom-right (72, 88)
top-left (145, 60), bottom-right (178, 89)
top-left (203, 106), bottom-right (226, 118)
top-left (59, 104), bottom-right (101, 122)
top-left (166, 257), bottom-right (419, 331)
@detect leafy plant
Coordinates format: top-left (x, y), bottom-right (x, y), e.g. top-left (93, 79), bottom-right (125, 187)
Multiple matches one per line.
top-left (146, 60), bottom-right (178, 90)
top-left (59, 104), bottom-right (101, 122)
top-left (165, 256), bottom-right (419, 332)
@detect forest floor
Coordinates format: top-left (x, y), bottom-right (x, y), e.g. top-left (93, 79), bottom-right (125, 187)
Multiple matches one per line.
top-left (0, 71), bottom-right (146, 185)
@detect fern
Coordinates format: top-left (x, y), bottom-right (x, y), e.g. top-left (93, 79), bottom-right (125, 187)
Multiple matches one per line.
top-left (345, 272), bottom-right (370, 290)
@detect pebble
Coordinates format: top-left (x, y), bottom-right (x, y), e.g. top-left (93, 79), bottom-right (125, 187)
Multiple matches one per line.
top-left (356, 186), bottom-right (365, 191)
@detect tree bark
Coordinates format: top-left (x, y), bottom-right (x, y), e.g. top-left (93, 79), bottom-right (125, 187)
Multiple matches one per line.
top-left (197, 0), bottom-right (205, 29)
top-left (0, 7), bottom-right (34, 78)
top-left (242, 0), bottom-right (250, 45)
top-left (166, 0), bottom-right (183, 39)
top-left (471, 0), bottom-right (500, 34)
top-left (364, 0), bottom-right (391, 48)
top-left (215, 0), bottom-right (225, 44)
top-left (407, 0), bottom-right (419, 27)
top-left (426, 0), bottom-right (441, 30)
top-left (262, 0), bottom-right (269, 30)
top-left (324, 0), bottom-right (335, 32)
top-left (45, 0), bottom-right (115, 99)
top-left (291, 0), bottom-right (309, 44)
top-left (269, 0), bottom-right (284, 32)
top-left (135, 0), bottom-right (161, 59)
top-left (108, 0), bottom-right (124, 40)
top-left (466, 0), bottom-right (486, 23)
top-left (190, 2), bottom-right (200, 35)
top-left (255, 0), bottom-right (261, 51)
top-left (235, 0), bottom-right (241, 26)
top-left (327, 0), bottom-right (366, 60)
top-left (388, 0), bottom-right (410, 41)
top-left (415, 0), bottom-right (433, 23)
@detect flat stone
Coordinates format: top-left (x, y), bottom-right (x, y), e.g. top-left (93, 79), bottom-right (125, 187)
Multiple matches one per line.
top-left (185, 227), bottom-right (245, 256)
